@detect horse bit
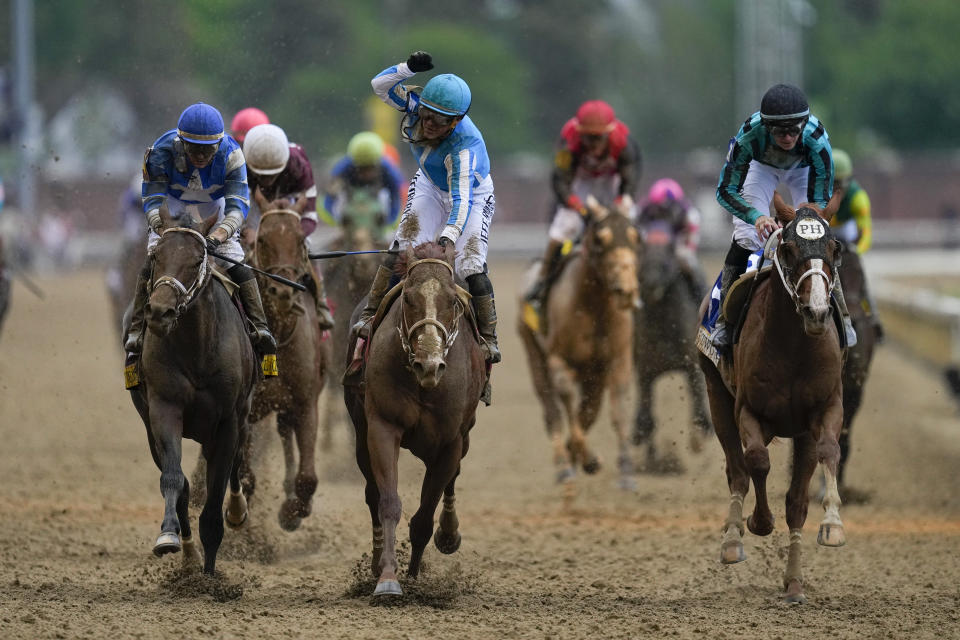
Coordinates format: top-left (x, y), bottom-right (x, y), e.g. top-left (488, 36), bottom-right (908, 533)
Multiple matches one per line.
top-left (398, 258), bottom-right (464, 367)
top-left (152, 227), bottom-right (210, 314)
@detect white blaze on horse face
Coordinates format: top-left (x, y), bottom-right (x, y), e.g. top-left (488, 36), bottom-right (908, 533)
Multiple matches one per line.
top-left (806, 259), bottom-right (829, 314)
top-left (416, 278), bottom-right (443, 354)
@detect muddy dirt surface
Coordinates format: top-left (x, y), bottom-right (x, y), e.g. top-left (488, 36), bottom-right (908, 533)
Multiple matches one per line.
top-left (1, 262), bottom-right (958, 639)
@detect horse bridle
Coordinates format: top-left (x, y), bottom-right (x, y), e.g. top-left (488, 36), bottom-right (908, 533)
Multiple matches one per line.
top-left (397, 258), bottom-right (464, 367)
top-left (152, 227), bottom-right (210, 314)
top-left (255, 209), bottom-right (308, 282)
top-left (769, 226), bottom-right (836, 313)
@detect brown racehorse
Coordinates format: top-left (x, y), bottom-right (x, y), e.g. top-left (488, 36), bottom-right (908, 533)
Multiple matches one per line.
top-left (319, 192), bottom-right (383, 450)
top-left (698, 206), bottom-right (846, 604)
top-left (344, 242), bottom-right (486, 598)
top-left (518, 199), bottom-right (639, 488)
top-left (128, 209), bottom-right (256, 574)
top-left (244, 193), bottom-right (326, 531)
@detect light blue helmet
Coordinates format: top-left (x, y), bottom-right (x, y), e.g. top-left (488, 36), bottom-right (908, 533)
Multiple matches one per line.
top-left (177, 102), bottom-right (225, 144)
top-left (420, 74), bottom-right (471, 117)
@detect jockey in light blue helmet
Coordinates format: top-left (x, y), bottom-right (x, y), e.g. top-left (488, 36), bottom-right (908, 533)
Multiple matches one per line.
top-left (419, 74), bottom-right (471, 116)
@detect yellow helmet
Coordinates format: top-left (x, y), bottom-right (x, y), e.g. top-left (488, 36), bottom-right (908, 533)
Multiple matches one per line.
top-left (833, 149), bottom-right (853, 181)
top-left (347, 132), bottom-right (385, 167)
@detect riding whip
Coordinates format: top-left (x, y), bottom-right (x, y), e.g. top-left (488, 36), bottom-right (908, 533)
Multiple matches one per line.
top-left (308, 249), bottom-right (400, 260)
top-left (208, 252), bottom-right (307, 292)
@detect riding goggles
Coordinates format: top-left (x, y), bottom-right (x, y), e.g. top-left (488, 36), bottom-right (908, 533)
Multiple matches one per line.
top-left (418, 106), bottom-right (456, 127)
top-left (764, 119), bottom-right (805, 137)
top-left (184, 140), bottom-right (220, 162)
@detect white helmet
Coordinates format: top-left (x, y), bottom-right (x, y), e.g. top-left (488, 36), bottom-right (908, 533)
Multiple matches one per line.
top-left (243, 123), bottom-right (290, 175)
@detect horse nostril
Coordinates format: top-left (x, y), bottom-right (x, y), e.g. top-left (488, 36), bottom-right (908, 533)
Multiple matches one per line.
top-left (412, 361), bottom-right (425, 378)
top-left (436, 362), bottom-right (446, 378)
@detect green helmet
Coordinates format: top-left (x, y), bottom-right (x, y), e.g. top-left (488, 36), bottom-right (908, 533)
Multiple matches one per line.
top-left (833, 149), bottom-right (853, 181)
top-left (347, 132), bottom-right (385, 167)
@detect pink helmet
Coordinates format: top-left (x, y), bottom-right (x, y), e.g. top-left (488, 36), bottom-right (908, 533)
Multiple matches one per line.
top-left (647, 178), bottom-right (684, 205)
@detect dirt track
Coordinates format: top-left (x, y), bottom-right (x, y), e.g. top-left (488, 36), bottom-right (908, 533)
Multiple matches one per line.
top-left (1, 261), bottom-right (958, 639)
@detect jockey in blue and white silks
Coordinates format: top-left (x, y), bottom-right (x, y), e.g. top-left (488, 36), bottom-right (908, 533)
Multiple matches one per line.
top-left (350, 50), bottom-right (500, 388)
top-left (123, 102), bottom-right (276, 363)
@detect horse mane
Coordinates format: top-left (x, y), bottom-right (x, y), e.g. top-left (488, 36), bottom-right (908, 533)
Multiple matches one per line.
top-left (393, 242), bottom-right (450, 277)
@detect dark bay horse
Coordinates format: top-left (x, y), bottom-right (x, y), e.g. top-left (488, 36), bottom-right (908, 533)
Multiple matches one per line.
top-left (129, 210), bottom-right (257, 574)
top-left (344, 242), bottom-right (486, 598)
top-left (518, 199), bottom-right (639, 488)
top-left (632, 218), bottom-right (712, 470)
top-left (319, 193), bottom-right (384, 450)
top-left (245, 194), bottom-right (326, 531)
top-left (698, 207), bottom-right (846, 604)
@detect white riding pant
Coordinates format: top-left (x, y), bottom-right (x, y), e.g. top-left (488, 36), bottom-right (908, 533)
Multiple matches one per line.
top-left (548, 174), bottom-right (636, 242)
top-left (394, 170), bottom-right (495, 280)
top-left (146, 197), bottom-right (244, 262)
top-left (732, 160), bottom-right (809, 251)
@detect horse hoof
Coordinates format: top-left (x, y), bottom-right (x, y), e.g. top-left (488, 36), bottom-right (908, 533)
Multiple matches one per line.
top-left (783, 579), bottom-right (807, 604)
top-left (746, 514), bottom-right (774, 537)
top-left (582, 457), bottom-right (601, 475)
top-left (373, 579), bottom-right (403, 597)
top-left (719, 541), bottom-right (746, 564)
top-left (817, 523), bottom-right (846, 547)
top-left (153, 532), bottom-right (181, 557)
top-left (555, 467), bottom-right (576, 484)
top-left (433, 529), bottom-right (462, 555)
top-left (181, 536), bottom-right (202, 567)
top-left (224, 508), bottom-right (248, 529)
top-left (278, 500), bottom-right (302, 532)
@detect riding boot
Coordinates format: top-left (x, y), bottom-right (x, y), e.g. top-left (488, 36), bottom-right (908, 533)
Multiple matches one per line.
top-left (710, 264), bottom-right (744, 353)
top-left (832, 279), bottom-right (858, 348)
top-left (123, 259), bottom-right (153, 355)
top-left (236, 275), bottom-right (278, 354)
top-left (473, 295), bottom-right (501, 365)
top-left (305, 263), bottom-right (335, 332)
top-left (350, 262), bottom-right (395, 341)
top-left (526, 239), bottom-right (565, 310)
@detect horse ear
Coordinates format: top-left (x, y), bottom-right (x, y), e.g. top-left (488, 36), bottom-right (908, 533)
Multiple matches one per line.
top-left (253, 187), bottom-right (269, 211)
top-left (158, 202), bottom-right (173, 229)
top-left (292, 194), bottom-right (308, 214)
top-left (829, 237), bottom-right (842, 265)
top-left (200, 212), bottom-right (219, 236)
top-left (822, 189), bottom-right (842, 222)
top-left (772, 192), bottom-right (795, 224)
top-left (585, 195), bottom-right (608, 221)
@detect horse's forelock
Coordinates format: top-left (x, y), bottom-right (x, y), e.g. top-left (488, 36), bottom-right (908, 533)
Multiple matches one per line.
top-left (394, 242), bottom-right (450, 277)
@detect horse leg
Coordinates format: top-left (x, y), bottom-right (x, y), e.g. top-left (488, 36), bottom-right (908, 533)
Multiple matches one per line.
top-left (199, 426), bottom-right (240, 574)
top-left (151, 406), bottom-right (186, 557)
top-left (354, 421), bottom-right (383, 578)
top-left (189, 452), bottom-right (207, 509)
top-left (367, 417), bottom-right (403, 597)
top-left (632, 365), bottom-right (656, 463)
top-left (409, 438), bottom-right (463, 578)
top-left (686, 359), bottom-right (713, 453)
top-left (276, 414), bottom-right (302, 531)
top-left (817, 396), bottom-right (846, 547)
top-left (783, 432), bottom-right (818, 604)
top-left (608, 351), bottom-right (636, 489)
top-left (291, 404), bottom-right (320, 521)
top-left (699, 355), bottom-right (748, 563)
top-left (434, 464), bottom-right (463, 555)
top-left (739, 408), bottom-right (774, 536)
top-left (176, 476), bottom-right (202, 568)
top-left (577, 381), bottom-right (606, 476)
top-left (547, 354), bottom-right (580, 483)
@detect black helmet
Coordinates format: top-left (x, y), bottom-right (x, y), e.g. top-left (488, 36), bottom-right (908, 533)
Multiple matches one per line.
top-left (760, 84), bottom-right (809, 124)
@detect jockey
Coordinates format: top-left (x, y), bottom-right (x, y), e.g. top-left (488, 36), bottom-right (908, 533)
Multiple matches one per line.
top-left (525, 99), bottom-right (642, 310)
top-left (354, 50), bottom-right (500, 366)
top-left (713, 83), bottom-right (856, 351)
top-left (229, 107), bottom-right (270, 145)
top-left (243, 123), bottom-right (334, 331)
top-left (124, 102), bottom-right (277, 358)
top-left (322, 131), bottom-right (406, 231)
top-left (638, 178), bottom-right (706, 302)
top-left (830, 148), bottom-right (884, 340)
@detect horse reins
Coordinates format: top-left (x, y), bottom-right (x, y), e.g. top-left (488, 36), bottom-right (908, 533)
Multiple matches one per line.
top-left (397, 258), bottom-right (463, 365)
top-left (153, 227), bottom-right (210, 313)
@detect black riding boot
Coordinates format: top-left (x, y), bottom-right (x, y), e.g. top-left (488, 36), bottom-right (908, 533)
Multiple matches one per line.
top-left (351, 257), bottom-right (397, 341)
top-left (467, 272), bottom-right (501, 365)
top-left (711, 241), bottom-right (753, 353)
top-left (831, 278), bottom-right (858, 348)
top-left (123, 258), bottom-right (153, 355)
top-left (231, 265), bottom-right (278, 354)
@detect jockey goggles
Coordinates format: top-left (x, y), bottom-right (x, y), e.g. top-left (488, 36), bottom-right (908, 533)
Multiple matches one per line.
top-left (764, 119), bottom-right (805, 137)
top-left (184, 140), bottom-right (220, 162)
top-left (418, 105), bottom-right (456, 127)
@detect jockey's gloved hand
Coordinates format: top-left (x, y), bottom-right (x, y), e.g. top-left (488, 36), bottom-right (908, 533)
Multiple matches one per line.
top-left (438, 236), bottom-right (453, 249)
top-left (406, 51), bottom-right (434, 72)
top-left (205, 236), bottom-right (222, 253)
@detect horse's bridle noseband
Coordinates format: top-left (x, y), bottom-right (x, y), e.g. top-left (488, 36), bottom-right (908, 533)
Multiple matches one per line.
top-left (152, 227), bottom-right (210, 314)
top-left (769, 226), bottom-right (836, 313)
top-left (397, 258), bottom-right (463, 367)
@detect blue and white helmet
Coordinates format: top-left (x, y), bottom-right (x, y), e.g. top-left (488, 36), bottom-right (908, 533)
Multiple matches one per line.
top-left (177, 102), bottom-right (225, 144)
top-left (420, 74), bottom-right (471, 117)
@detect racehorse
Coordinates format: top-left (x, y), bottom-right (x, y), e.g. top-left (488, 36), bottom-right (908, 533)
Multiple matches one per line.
top-left (319, 190), bottom-right (384, 450)
top-left (128, 209), bottom-right (257, 574)
top-left (343, 241), bottom-right (486, 598)
top-left (244, 192), bottom-right (326, 531)
top-left (632, 217), bottom-right (712, 470)
top-left (518, 198), bottom-right (639, 488)
top-left (698, 206), bottom-right (846, 604)
top-left (833, 242), bottom-right (876, 502)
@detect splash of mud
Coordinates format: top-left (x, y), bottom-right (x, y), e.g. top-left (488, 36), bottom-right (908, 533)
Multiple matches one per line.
top-left (158, 565), bottom-right (258, 602)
